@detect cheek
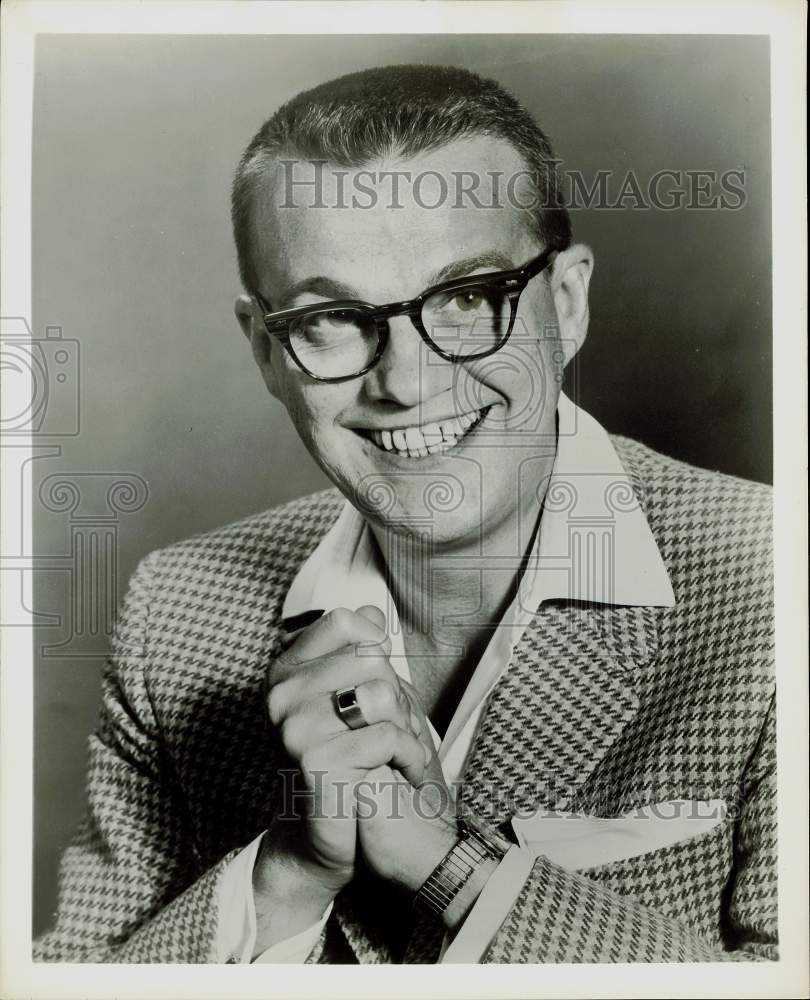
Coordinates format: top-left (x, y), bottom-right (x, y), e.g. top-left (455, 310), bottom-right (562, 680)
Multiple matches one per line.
top-left (282, 383), bottom-right (354, 459)
top-left (285, 389), bottom-right (327, 446)
top-left (455, 341), bottom-right (552, 409)
top-left (453, 337), bottom-right (562, 437)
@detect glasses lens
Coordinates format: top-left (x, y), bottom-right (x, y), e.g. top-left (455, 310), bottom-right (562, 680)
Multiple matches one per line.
top-left (288, 308), bottom-right (378, 379)
top-left (422, 283), bottom-right (512, 358)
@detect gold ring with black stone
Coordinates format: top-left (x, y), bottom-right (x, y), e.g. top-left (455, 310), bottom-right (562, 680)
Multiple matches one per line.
top-left (334, 686), bottom-right (368, 730)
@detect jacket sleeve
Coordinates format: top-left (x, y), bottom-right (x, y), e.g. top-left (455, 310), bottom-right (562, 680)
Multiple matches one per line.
top-left (483, 696), bottom-right (778, 963)
top-left (34, 553), bottom-right (237, 963)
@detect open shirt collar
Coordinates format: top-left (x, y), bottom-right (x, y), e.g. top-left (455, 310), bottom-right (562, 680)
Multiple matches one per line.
top-left (282, 392), bottom-right (675, 625)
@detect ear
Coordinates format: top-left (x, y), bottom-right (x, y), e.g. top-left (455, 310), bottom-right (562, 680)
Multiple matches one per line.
top-left (549, 243), bottom-right (594, 365)
top-left (235, 293), bottom-right (284, 402)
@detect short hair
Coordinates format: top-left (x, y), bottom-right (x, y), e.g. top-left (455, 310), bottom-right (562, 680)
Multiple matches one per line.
top-left (231, 63), bottom-right (572, 292)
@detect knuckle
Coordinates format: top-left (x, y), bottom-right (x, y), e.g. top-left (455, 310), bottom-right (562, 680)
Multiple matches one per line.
top-left (346, 641), bottom-right (370, 667)
top-left (357, 678), bottom-right (397, 723)
top-left (278, 716), bottom-right (301, 757)
top-left (265, 681), bottom-right (288, 727)
top-left (375, 720), bottom-right (396, 743)
top-left (326, 606), bottom-right (354, 638)
top-left (358, 650), bottom-right (397, 685)
top-left (375, 679), bottom-right (399, 714)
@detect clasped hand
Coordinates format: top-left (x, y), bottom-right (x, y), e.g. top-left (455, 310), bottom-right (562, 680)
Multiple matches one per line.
top-left (259, 605), bottom-right (457, 904)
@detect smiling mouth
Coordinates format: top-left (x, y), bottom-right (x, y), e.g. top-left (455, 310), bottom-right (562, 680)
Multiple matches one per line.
top-left (355, 405), bottom-right (492, 459)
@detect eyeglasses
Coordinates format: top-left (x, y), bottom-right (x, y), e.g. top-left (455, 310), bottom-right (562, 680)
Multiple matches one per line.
top-left (253, 247), bottom-right (557, 383)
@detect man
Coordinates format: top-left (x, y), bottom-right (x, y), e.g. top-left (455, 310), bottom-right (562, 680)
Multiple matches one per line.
top-left (35, 64), bottom-right (776, 964)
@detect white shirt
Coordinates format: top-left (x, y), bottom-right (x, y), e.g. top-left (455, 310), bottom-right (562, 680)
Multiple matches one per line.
top-left (216, 392), bottom-right (682, 963)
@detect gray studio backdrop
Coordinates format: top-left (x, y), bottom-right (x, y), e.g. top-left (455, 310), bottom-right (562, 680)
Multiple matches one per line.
top-left (31, 33), bottom-right (771, 935)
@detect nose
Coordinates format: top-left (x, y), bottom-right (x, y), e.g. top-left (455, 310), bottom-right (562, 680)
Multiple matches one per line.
top-left (362, 314), bottom-right (450, 408)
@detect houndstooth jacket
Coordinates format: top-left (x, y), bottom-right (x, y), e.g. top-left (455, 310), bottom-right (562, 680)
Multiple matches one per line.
top-left (34, 434), bottom-right (776, 964)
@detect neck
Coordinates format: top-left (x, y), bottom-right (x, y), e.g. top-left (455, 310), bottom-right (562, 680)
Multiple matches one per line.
top-left (369, 438), bottom-right (557, 672)
top-left (371, 467), bottom-right (551, 732)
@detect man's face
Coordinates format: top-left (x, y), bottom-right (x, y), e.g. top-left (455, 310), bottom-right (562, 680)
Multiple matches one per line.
top-left (237, 136), bottom-right (591, 552)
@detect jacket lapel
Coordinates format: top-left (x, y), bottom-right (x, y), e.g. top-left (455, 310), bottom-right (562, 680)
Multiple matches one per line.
top-left (459, 600), bottom-right (658, 831)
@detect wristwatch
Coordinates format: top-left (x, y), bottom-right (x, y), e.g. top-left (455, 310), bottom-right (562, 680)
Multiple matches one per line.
top-left (413, 821), bottom-right (507, 919)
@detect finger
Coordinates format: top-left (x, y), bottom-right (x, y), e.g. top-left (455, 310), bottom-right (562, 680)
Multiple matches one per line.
top-left (310, 723), bottom-right (428, 789)
top-left (340, 721), bottom-right (430, 789)
top-left (350, 605), bottom-right (392, 659)
top-left (353, 679), bottom-right (412, 732)
top-left (267, 646), bottom-right (400, 728)
top-left (273, 643), bottom-right (401, 711)
top-left (354, 605), bottom-right (386, 633)
top-left (279, 611), bottom-right (382, 654)
top-left (277, 680), bottom-right (413, 758)
top-left (275, 607), bottom-right (389, 672)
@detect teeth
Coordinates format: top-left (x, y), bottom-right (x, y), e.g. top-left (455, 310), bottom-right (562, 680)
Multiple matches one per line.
top-left (366, 408), bottom-right (485, 455)
top-left (440, 419), bottom-right (462, 441)
top-left (405, 426), bottom-right (426, 450)
top-left (421, 422), bottom-right (442, 445)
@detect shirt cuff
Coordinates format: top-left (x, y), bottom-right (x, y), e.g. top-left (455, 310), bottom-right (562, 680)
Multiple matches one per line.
top-left (440, 845), bottom-right (536, 964)
top-left (215, 831), bottom-right (332, 964)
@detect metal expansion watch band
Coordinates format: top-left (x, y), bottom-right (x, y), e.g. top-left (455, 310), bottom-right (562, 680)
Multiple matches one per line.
top-left (413, 825), bottom-right (504, 919)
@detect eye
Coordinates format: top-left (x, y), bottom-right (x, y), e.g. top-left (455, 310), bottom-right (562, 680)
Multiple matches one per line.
top-left (323, 310), bottom-right (357, 327)
top-left (303, 309), bottom-right (359, 334)
top-left (453, 290), bottom-right (485, 312)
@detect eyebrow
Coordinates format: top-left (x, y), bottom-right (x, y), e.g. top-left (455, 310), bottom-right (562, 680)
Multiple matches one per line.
top-left (274, 250), bottom-right (518, 310)
top-left (428, 251), bottom-right (516, 285)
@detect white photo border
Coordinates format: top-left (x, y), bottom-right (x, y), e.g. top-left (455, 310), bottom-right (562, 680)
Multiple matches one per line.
top-left (1, 2), bottom-right (807, 998)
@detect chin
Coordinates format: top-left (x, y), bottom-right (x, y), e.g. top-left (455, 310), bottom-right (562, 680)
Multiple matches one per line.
top-left (375, 509), bottom-right (482, 552)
